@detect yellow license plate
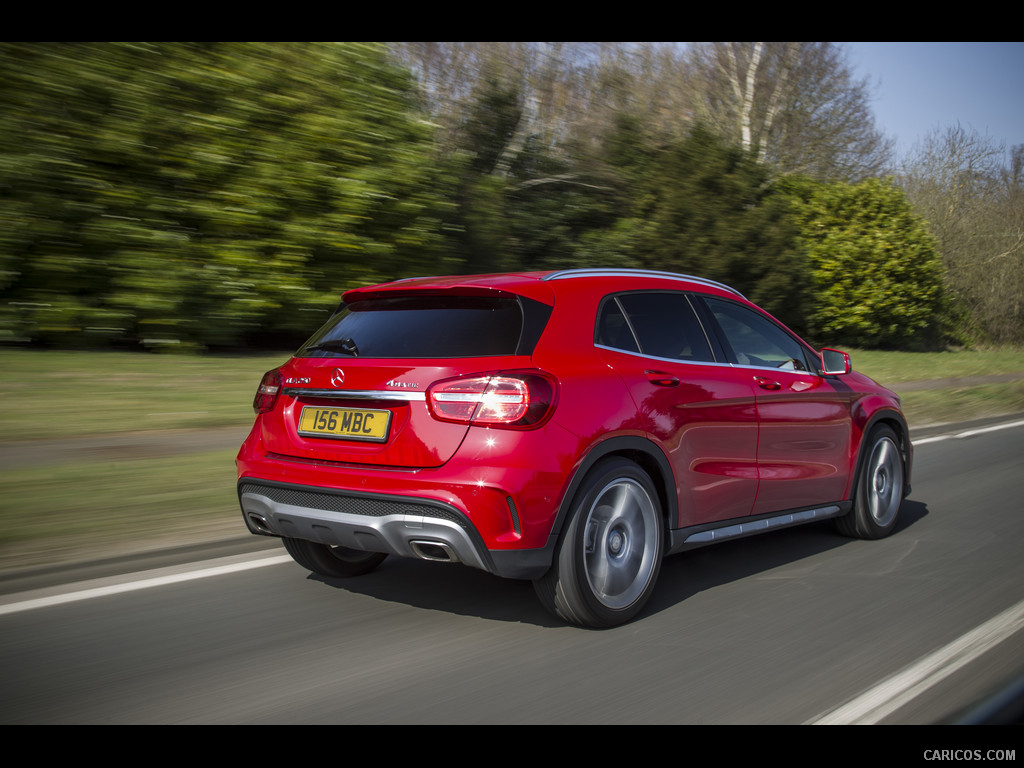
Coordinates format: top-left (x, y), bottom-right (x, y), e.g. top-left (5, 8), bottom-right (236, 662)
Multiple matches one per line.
top-left (298, 406), bottom-right (391, 442)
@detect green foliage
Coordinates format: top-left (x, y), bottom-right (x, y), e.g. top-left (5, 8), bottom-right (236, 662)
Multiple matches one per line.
top-left (0, 45), bottom-right (962, 353)
top-left (0, 42), bottom-right (449, 349)
top-left (590, 125), bottom-right (808, 330)
top-left (437, 73), bottom-right (622, 275)
top-left (789, 177), bottom-right (947, 348)
top-left (505, 152), bottom-right (624, 272)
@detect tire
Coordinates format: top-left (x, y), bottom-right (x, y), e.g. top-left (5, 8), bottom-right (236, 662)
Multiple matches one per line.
top-left (534, 458), bottom-right (664, 628)
top-left (282, 537), bottom-right (387, 578)
top-left (835, 424), bottom-right (904, 540)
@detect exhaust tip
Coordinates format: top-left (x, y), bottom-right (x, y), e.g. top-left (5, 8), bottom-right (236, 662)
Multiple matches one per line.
top-left (247, 513), bottom-right (273, 534)
top-left (410, 540), bottom-right (458, 563)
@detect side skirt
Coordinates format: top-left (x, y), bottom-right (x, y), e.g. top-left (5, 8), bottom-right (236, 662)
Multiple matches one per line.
top-left (666, 502), bottom-right (852, 556)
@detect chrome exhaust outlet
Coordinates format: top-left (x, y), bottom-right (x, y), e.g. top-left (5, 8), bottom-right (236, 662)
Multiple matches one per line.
top-left (247, 512), bottom-right (273, 534)
top-left (410, 540), bottom-right (458, 563)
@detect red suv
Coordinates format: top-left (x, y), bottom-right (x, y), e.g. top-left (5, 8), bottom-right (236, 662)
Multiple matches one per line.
top-left (236, 269), bottom-right (910, 627)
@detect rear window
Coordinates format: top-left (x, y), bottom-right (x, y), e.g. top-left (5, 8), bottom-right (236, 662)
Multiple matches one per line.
top-left (297, 295), bottom-right (549, 359)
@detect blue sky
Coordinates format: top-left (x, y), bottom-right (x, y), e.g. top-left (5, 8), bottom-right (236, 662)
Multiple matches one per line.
top-left (844, 42), bottom-right (1024, 156)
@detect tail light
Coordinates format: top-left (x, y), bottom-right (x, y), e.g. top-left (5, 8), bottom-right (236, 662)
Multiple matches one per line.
top-left (427, 371), bottom-right (557, 429)
top-left (253, 369), bottom-right (283, 414)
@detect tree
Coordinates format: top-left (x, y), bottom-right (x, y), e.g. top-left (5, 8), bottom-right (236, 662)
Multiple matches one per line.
top-left (790, 177), bottom-right (946, 348)
top-left (391, 43), bottom-right (622, 274)
top-left (687, 42), bottom-right (893, 182)
top-left (0, 42), bottom-right (448, 349)
top-left (897, 126), bottom-right (1024, 344)
top-left (582, 124), bottom-right (808, 329)
top-left (390, 43), bottom-right (602, 164)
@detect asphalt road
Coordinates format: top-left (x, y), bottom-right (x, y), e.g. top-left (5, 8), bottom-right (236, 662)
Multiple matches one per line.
top-left (1, 418), bottom-right (1023, 725)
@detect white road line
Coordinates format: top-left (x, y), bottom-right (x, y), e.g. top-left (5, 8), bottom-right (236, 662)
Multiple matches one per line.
top-left (810, 419), bottom-right (1024, 723)
top-left (0, 553), bottom-right (292, 617)
top-left (914, 418), bottom-right (1024, 445)
top-left (809, 598), bottom-right (1024, 724)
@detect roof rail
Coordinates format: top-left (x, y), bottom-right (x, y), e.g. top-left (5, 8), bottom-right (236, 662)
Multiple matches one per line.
top-left (542, 268), bottom-right (744, 298)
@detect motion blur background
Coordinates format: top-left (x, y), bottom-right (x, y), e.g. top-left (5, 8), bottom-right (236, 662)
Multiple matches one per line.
top-left (1, 41), bottom-right (1022, 354)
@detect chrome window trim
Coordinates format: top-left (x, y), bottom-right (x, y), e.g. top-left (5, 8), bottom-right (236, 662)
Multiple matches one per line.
top-left (282, 388), bottom-right (427, 402)
top-left (593, 344), bottom-right (821, 378)
top-left (594, 343), bottom-right (732, 369)
top-left (737, 362), bottom-right (818, 376)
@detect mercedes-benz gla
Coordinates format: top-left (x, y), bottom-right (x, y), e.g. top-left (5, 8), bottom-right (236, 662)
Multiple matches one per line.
top-left (236, 269), bottom-right (911, 627)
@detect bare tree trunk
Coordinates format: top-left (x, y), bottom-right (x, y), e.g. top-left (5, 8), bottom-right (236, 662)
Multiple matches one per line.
top-left (725, 41), bottom-right (762, 153)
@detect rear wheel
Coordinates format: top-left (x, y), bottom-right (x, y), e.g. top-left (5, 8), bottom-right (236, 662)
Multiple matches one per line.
top-left (534, 458), bottom-right (663, 628)
top-left (836, 424), bottom-right (904, 539)
top-left (282, 538), bottom-right (387, 577)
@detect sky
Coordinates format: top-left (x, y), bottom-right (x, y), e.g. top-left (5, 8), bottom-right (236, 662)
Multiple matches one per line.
top-left (844, 42), bottom-right (1024, 157)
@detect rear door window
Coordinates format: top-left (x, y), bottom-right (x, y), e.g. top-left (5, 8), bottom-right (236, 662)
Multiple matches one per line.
top-left (596, 292), bottom-right (716, 363)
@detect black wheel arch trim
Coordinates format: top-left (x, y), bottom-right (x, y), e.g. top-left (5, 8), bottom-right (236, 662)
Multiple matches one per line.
top-left (856, 407), bottom-right (913, 498)
top-left (547, 435), bottom-right (678, 545)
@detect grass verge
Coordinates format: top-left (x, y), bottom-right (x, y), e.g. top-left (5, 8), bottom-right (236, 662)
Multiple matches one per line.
top-left (846, 347), bottom-right (1024, 386)
top-left (847, 348), bottom-right (1024, 426)
top-left (0, 448), bottom-right (242, 571)
top-left (0, 349), bottom-right (289, 440)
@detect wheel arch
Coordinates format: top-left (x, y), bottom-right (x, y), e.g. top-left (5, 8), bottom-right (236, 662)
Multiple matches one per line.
top-left (550, 436), bottom-right (677, 543)
top-left (854, 407), bottom-right (912, 500)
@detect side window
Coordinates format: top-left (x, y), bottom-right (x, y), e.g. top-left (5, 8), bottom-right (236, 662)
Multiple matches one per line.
top-left (595, 296), bottom-right (640, 353)
top-left (703, 297), bottom-right (810, 371)
top-left (596, 292), bottom-right (715, 363)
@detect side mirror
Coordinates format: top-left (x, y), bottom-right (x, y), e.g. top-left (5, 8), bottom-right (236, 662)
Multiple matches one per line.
top-left (820, 348), bottom-right (851, 375)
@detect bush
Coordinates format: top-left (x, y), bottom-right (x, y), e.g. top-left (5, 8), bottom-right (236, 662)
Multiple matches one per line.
top-left (790, 177), bottom-right (947, 348)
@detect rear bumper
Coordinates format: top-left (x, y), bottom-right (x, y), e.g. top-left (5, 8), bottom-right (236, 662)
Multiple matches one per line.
top-left (235, 415), bottom-right (584, 579)
top-left (237, 478), bottom-right (554, 579)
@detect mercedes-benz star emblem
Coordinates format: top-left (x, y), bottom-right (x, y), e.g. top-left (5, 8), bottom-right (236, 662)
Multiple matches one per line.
top-left (330, 368), bottom-right (345, 387)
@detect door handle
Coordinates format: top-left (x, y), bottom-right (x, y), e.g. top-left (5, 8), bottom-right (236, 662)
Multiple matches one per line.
top-left (645, 370), bottom-right (679, 387)
top-left (754, 376), bottom-right (782, 391)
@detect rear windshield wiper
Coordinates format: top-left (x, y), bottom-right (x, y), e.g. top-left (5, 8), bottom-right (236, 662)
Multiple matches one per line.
top-left (305, 337), bottom-right (359, 356)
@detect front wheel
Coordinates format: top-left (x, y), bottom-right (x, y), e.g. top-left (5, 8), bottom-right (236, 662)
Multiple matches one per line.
top-left (534, 458), bottom-right (664, 628)
top-left (282, 538), bottom-right (387, 578)
top-left (835, 424), bottom-right (905, 540)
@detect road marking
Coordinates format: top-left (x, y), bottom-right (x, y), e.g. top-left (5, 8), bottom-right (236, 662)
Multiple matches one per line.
top-left (914, 418), bottom-right (1024, 445)
top-left (809, 598), bottom-right (1024, 724)
top-left (0, 553), bottom-right (292, 617)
